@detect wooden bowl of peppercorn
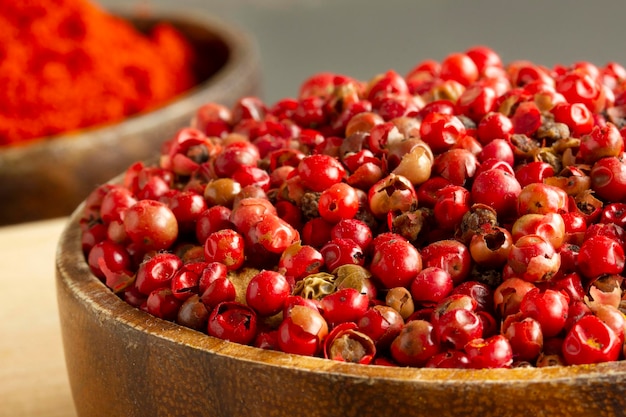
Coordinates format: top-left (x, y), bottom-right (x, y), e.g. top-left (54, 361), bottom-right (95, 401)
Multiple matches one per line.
top-left (0, 8), bottom-right (260, 226)
top-left (55, 42), bottom-right (626, 417)
top-left (56, 192), bottom-right (626, 417)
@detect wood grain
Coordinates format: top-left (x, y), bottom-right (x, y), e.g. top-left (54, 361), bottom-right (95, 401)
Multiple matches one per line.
top-left (0, 217), bottom-right (77, 417)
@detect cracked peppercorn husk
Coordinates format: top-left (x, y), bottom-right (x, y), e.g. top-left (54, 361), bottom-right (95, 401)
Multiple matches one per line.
top-left (534, 147), bottom-right (563, 174)
top-left (391, 207), bottom-right (434, 244)
top-left (292, 272), bottom-right (337, 300)
top-left (354, 207), bottom-right (379, 233)
top-left (333, 264), bottom-right (373, 295)
top-left (300, 192), bottom-right (321, 220)
top-left (510, 133), bottom-right (540, 157)
top-left (456, 204), bottom-right (499, 245)
top-left (469, 264), bottom-right (503, 288)
top-left (536, 120), bottom-right (571, 143)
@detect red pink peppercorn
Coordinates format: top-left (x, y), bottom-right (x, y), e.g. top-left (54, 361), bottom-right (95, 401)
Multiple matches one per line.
top-left (82, 46), bottom-right (626, 369)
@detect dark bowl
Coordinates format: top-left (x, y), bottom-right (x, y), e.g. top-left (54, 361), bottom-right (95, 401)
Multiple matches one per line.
top-left (0, 10), bottom-right (260, 226)
top-left (56, 198), bottom-right (626, 417)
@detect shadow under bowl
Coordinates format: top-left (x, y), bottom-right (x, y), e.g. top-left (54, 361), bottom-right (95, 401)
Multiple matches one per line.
top-left (56, 202), bottom-right (626, 417)
top-left (0, 9), bottom-right (260, 226)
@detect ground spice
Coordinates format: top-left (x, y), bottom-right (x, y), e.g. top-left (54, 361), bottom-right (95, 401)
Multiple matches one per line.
top-left (0, 0), bottom-right (198, 146)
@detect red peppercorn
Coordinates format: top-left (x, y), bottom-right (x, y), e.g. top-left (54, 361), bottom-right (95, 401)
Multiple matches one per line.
top-left (419, 112), bottom-right (467, 154)
top-left (370, 238), bottom-right (422, 289)
top-left (207, 301), bottom-right (258, 345)
top-left (390, 320), bottom-right (440, 367)
top-left (318, 183), bottom-right (360, 223)
top-left (465, 335), bottom-right (513, 369)
top-left (277, 305), bottom-right (328, 356)
top-left (204, 229), bottom-right (245, 271)
top-left (246, 270), bottom-right (291, 317)
top-left (562, 315), bottom-right (622, 365)
top-left (200, 275), bottom-right (236, 309)
top-left (440, 52), bottom-right (479, 87)
top-left (80, 46), bottom-right (626, 370)
top-left (135, 253), bottom-right (183, 296)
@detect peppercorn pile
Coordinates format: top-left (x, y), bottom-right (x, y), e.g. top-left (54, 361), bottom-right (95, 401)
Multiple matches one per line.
top-left (82, 46), bottom-right (626, 369)
top-left (0, 0), bottom-right (197, 145)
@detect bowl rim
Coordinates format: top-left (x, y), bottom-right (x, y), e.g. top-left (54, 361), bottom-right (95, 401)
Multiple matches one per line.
top-left (56, 201), bottom-right (626, 386)
top-left (0, 7), bottom-right (259, 155)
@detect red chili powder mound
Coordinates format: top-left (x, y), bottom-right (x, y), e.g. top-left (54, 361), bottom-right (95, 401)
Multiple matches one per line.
top-left (0, 0), bottom-right (198, 145)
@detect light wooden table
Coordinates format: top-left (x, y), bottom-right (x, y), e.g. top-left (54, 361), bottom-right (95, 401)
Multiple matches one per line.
top-left (0, 217), bottom-right (77, 417)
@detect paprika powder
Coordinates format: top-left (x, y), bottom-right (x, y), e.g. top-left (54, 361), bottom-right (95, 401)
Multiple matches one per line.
top-left (0, 0), bottom-right (198, 146)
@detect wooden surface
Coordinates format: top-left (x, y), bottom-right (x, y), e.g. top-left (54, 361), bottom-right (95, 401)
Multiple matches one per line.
top-left (0, 217), bottom-right (77, 417)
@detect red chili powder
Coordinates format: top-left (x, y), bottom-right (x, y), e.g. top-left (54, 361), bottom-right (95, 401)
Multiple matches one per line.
top-left (0, 0), bottom-right (198, 145)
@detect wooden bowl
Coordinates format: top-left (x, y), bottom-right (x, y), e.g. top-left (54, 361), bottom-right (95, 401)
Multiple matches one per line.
top-left (0, 10), bottom-right (260, 226)
top-left (56, 202), bottom-right (626, 417)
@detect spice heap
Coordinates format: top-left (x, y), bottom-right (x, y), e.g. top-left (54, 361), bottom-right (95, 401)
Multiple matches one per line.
top-left (0, 0), bottom-right (197, 145)
top-left (82, 46), bottom-right (626, 369)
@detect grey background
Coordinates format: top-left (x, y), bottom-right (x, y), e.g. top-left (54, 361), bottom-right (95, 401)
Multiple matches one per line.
top-left (101, 0), bottom-right (626, 105)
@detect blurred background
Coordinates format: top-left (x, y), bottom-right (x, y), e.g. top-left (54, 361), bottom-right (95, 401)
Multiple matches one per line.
top-left (100, 0), bottom-right (626, 104)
